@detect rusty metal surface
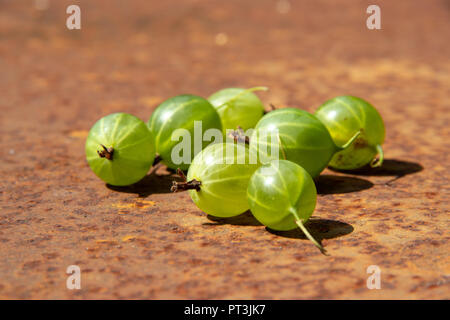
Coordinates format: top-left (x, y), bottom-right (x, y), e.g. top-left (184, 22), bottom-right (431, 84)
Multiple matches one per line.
top-left (0, 0), bottom-right (449, 299)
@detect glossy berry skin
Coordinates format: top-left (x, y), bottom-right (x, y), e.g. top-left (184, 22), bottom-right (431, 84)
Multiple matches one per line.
top-left (315, 96), bottom-right (385, 169)
top-left (187, 142), bottom-right (259, 217)
top-left (249, 108), bottom-right (358, 178)
top-left (85, 113), bottom-right (155, 186)
top-left (247, 160), bottom-right (324, 253)
top-left (148, 95), bottom-right (222, 170)
top-left (208, 87), bottom-right (267, 135)
top-left (247, 160), bottom-right (316, 231)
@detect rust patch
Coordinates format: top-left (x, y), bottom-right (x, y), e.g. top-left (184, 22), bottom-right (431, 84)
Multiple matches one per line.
top-left (69, 130), bottom-right (89, 139)
top-left (111, 200), bottom-right (156, 214)
top-left (353, 136), bottom-right (368, 149)
top-left (0, 0), bottom-right (448, 300)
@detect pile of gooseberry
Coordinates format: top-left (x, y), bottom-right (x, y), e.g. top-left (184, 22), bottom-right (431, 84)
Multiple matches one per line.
top-left (86, 88), bottom-right (385, 254)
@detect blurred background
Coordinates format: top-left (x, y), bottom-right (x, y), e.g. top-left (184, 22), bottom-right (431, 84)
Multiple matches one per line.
top-left (2, 0), bottom-right (449, 118)
top-left (0, 0), bottom-right (448, 299)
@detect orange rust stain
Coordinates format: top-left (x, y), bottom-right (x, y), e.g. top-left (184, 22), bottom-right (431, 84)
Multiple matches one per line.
top-left (69, 130), bottom-right (89, 139)
top-left (121, 235), bottom-right (137, 242)
top-left (111, 200), bottom-right (155, 211)
top-left (139, 96), bottom-right (164, 108)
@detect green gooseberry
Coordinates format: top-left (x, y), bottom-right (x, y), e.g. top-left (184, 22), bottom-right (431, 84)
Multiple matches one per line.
top-left (208, 87), bottom-right (267, 135)
top-left (249, 108), bottom-right (360, 178)
top-left (172, 142), bottom-right (259, 218)
top-left (148, 95), bottom-right (222, 171)
top-left (85, 113), bottom-right (155, 186)
top-left (315, 95), bottom-right (385, 170)
top-left (247, 159), bottom-right (325, 253)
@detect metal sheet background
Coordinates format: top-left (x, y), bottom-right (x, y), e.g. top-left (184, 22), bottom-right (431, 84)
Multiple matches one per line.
top-left (0, 0), bottom-right (448, 299)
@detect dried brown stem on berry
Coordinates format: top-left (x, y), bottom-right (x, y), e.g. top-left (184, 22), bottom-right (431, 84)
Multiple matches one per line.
top-left (227, 127), bottom-right (250, 144)
top-left (264, 103), bottom-right (277, 114)
top-left (152, 154), bottom-right (162, 166)
top-left (170, 179), bottom-right (202, 192)
top-left (170, 168), bottom-right (202, 192)
top-left (97, 145), bottom-right (114, 160)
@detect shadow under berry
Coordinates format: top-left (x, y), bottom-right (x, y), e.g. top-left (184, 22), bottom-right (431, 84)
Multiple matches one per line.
top-left (315, 174), bottom-right (374, 195)
top-left (317, 159), bottom-right (423, 192)
top-left (106, 171), bottom-right (182, 197)
top-left (329, 159), bottom-right (423, 179)
top-left (266, 218), bottom-right (354, 242)
top-left (204, 211), bottom-right (263, 227)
